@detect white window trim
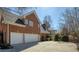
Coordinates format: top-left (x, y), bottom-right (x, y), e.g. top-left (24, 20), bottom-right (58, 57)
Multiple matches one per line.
top-left (24, 19), bottom-right (33, 27)
top-left (24, 19), bottom-right (29, 25)
top-left (29, 20), bottom-right (33, 27)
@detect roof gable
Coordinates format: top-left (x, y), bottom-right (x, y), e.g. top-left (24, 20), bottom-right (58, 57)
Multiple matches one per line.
top-left (22, 10), bottom-right (41, 24)
top-left (0, 9), bottom-right (19, 24)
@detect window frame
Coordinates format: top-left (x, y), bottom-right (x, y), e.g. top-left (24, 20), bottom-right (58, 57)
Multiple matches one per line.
top-left (24, 19), bottom-right (29, 25)
top-left (29, 20), bottom-right (33, 27)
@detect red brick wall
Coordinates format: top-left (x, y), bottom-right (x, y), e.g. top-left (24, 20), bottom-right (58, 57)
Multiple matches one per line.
top-left (0, 23), bottom-right (8, 44)
top-left (0, 23), bottom-right (7, 32)
top-left (9, 13), bottom-right (40, 34)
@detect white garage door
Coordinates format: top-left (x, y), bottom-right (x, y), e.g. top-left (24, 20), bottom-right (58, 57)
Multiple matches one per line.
top-left (24, 34), bottom-right (40, 43)
top-left (10, 32), bottom-right (40, 44)
top-left (11, 32), bottom-right (23, 44)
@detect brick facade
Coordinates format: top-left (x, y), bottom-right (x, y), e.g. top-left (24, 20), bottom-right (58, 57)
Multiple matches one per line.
top-left (9, 13), bottom-right (40, 34)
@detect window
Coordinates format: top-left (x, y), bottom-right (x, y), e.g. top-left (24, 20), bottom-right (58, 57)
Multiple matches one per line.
top-left (24, 19), bottom-right (33, 27)
top-left (25, 19), bottom-right (29, 25)
top-left (15, 18), bottom-right (24, 25)
top-left (29, 20), bottom-right (33, 27)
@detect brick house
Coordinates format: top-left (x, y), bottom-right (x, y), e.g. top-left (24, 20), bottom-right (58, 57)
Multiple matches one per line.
top-left (0, 10), bottom-right (41, 45)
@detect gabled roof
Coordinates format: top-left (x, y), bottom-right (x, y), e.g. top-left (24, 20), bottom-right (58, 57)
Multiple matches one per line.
top-left (0, 8), bottom-right (19, 18)
top-left (21, 10), bottom-right (41, 24)
top-left (0, 9), bottom-right (41, 26)
top-left (40, 24), bottom-right (50, 34)
top-left (0, 8), bottom-right (19, 24)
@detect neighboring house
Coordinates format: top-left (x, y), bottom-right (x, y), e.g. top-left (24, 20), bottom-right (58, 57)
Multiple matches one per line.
top-left (48, 28), bottom-right (57, 40)
top-left (0, 10), bottom-right (41, 45)
top-left (40, 24), bottom-right (50, 41)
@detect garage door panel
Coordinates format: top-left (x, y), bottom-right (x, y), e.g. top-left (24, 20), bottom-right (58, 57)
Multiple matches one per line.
top-left (24, 34), bottom-right (40, 43)
top-left (11, 32), bottom-right (23, 44)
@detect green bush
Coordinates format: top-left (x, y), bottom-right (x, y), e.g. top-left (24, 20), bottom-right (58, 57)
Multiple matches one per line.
top-left (54, 34), bottom-right (60, 41)
top-left (59, 35), bottom-right (69, 42)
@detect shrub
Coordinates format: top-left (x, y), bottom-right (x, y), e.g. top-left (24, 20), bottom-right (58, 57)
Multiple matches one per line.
top-left (61, 35), bottom-right (69, 42)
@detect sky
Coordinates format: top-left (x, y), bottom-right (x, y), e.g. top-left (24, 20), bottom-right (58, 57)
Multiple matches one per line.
top-left (35, 7), bottom-right (66, 30)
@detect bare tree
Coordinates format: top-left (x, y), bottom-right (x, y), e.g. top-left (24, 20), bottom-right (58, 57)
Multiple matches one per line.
top-left (43, 15), bottom-right (52, 30)
top-left (59, 7), bottom-right (79, 35)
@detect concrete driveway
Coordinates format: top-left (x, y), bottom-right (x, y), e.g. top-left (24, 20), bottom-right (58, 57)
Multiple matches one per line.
top-left (0, 41), bottom-right (78, 52)
top-left (22, 41), bottom-right (78, 52)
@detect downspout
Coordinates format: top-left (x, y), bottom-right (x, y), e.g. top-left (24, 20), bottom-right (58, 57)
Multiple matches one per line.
top-left (6, 24), bottom-right (10, 45)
